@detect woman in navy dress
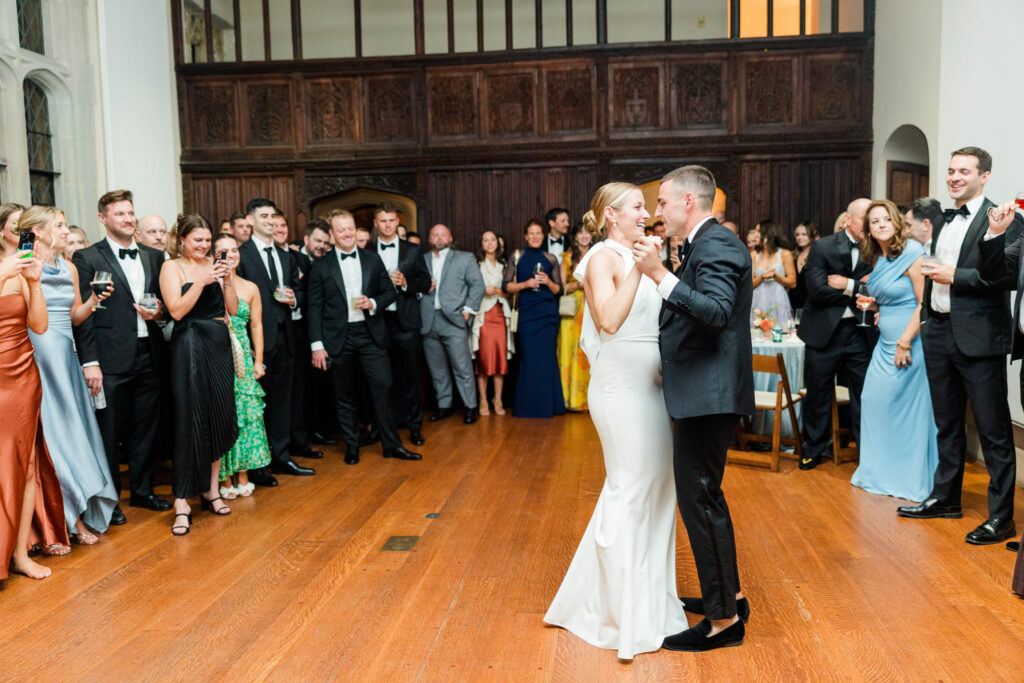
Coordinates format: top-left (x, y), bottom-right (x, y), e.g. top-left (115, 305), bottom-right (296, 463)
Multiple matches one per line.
top-left (851, 200), bottom-right (938, 502)
top-left (504, 220), bottom-right (566, 418)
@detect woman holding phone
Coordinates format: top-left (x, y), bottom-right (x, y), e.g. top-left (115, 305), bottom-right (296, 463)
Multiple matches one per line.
top-left (160, 214), bottom-right (239, 536)
top-left (0, 204), bottom-right (69, 580)
top-left (213, 233), bottom-right (271, 498)
top-left (20, 205), bottom-right (117, 545)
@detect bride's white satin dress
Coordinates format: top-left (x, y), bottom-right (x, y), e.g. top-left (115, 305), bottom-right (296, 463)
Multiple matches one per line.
top-left (544, 240), bottom-right (687, 659)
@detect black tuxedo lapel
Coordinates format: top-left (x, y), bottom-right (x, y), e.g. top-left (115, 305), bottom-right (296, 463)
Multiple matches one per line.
top-left (329, 252), bottom-right (346, 299)
top-left (359, 250), bottom-right (373, 294)
top-left (140, 249), bottom-right (154, 291)
top-left (243, 240), bottom-right (274, 290)
top-left (97, 241), bottom-right (134, 302)
top-left (957, 199), bottom-right (992, 268)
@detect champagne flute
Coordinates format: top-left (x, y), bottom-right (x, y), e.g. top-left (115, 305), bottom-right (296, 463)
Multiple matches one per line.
top-left (91, 271), bottom-right (113, 310)
top-left (532, 263), bottom-right (543, 290)
top-left (856, 284), bottom-right (874, 328)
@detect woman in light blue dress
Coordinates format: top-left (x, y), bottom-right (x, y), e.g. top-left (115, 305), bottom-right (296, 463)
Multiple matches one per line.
top-left (23, 206), bottom-right (118, 544)
top-left (852, 200), bottom-right (938, 502)
top-left (750, 219), bottom-right (795, 325)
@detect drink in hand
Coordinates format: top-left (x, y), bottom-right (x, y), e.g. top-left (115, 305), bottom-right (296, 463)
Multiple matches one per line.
top-left (91, 271), bottom-right (113, 310)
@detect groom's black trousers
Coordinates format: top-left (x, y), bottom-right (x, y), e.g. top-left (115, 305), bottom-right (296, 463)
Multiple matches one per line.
top-left (673, 413), bottom-right (741, 621)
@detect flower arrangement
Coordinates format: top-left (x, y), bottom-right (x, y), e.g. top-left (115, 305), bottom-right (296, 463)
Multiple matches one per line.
top-left (752, 306), bottom-right (777, 337)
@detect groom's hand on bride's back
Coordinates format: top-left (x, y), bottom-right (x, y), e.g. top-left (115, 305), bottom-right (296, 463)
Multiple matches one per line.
top-left (633, 239), bottom-right (668, 283)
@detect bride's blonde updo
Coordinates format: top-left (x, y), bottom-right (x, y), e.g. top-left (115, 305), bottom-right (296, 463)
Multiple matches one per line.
top-left (581, 182), bottom-right (639, 237)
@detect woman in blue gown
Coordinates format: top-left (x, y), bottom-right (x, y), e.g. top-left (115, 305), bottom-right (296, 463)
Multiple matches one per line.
top-left (22, 206), bottom-right (118, 544)
top-left (851, 199), bottom-right (938, 502)
top-left (504, 220), bottom-right (566, 418)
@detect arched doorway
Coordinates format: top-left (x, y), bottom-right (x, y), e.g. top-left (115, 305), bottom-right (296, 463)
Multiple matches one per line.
top-left (882, 124), bottom-right (930, 209)
top-left (310, 188), bottom-right (418, 235)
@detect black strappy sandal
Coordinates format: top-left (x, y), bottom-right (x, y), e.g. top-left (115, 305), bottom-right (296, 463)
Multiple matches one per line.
top-left (201, 496), bottom-right (231, 516)
top-left (172, 512), bottom-right (192, 536)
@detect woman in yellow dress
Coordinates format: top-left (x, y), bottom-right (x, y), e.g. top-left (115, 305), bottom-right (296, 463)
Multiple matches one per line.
top-left (558, 224), bottom-right (594, 411)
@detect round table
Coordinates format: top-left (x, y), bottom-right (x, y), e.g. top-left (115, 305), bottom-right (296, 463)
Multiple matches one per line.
top-left (751, 333), bottom-right (805, 439)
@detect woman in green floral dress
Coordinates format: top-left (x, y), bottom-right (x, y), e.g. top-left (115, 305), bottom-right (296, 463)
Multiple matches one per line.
top-left (215, 234), bottom-right (271, 498)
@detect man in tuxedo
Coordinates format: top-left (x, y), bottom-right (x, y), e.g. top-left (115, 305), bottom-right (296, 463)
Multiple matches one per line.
top-left (633, 165), bottom-right (754, 651)
top-left (420, 224), bottom-right (485, 424)
top-left (905, 197), bottom-right (941, 252)
top-left (229, 212), bottom-right (251, 244)
top-left (297, 220), bottom-right (338, 444)
top-left (796, 197), bottom-right (873, 470)
top-left (236, 198), bottom-right (314, 483)
top-left (373, 202), bottom-right (432, 445)
top-left (542, 207), bottom-right (570, 257)
top-left (308, 209), bottom-right (421, 464)
top-left (898, 147), bottom-right (1022, 546)
top-left (73, 190), bottom-right (172, 524)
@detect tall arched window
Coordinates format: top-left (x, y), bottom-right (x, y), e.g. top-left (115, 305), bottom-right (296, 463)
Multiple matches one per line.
top-left (17, 0), bottom-right (45, 54)
top-left (23, 80), bottom-right (57, 206)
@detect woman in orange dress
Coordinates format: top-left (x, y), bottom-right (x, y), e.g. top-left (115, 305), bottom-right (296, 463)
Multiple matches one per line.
top-left (472, 230), bottom-right (514, 415)
top-left (0, 204), bottom-right (69, 581)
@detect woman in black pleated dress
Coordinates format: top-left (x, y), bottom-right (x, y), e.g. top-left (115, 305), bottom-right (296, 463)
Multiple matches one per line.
top-left (159, 214), bottom-right (239, 536)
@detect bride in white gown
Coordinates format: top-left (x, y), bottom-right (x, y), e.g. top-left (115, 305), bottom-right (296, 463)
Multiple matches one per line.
top-left (544, 182), bottom-right (687, 659)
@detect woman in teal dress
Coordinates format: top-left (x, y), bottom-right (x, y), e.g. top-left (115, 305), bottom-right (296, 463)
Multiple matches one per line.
top-left (215, 233), bottom-right (270, 498)
top-left (851, 200), bottom-right (938, 502)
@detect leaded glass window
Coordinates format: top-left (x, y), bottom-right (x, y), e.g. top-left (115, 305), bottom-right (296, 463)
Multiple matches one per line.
top-left (24, 80), bottom-right (57, 206)
top-left (17, 0), bottom-right (45, 54)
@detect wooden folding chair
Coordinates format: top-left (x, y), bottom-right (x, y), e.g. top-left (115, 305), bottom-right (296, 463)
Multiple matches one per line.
top-left (729, 353), bottom-right (803, 472)
top-left (797, 385), bottom-right (858, 464)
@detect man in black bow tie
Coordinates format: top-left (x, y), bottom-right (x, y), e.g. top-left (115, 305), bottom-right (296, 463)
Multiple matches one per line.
top-left (542, 207), bottom-right (571, 257)
top-left (72, 190), bottom-right (172, 523)
top-left (898, 147), bottom-right (1022, 547)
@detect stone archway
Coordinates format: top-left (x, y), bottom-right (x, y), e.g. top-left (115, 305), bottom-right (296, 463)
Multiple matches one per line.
top-left (882, 124), bottom-right (930, 208)
top-left (310, 187), bottom-right (418, 236)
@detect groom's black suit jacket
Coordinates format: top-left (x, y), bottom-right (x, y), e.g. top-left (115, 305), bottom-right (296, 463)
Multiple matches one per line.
top-left (977, 215), bottom-right (1024, 361)
top-left (658, 219), bottom-right (754, 420)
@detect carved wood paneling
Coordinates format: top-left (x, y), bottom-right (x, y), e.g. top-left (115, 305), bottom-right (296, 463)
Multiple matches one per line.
top-left (484, 71), bottom-right (538, 137)
top-left (543, 65), bottom-right (596, 134)
top-left (363, 75), bottom-right (415, 141)
top-left (427, 72), bottom-right (479, 139)
top-left (806, 56), bottom-right (859, 125)
top-left (609, 63), bottom-right (663, 131)
top-left (244, 82), bottom-right (293, 147)
top-left (305, 173), bottom-right (418, 205)
top-left (743, 58), bottom-right (797, 127)
top-left (306, 78), bottom-right (359, 144)
top-left (670, 59), bottom-right (727, 130)
top-left (187, 82), bottom-right (238, 148)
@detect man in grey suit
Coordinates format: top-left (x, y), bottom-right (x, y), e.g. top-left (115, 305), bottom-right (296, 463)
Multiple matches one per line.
top-left (420, 224), bottom-right (486, 424)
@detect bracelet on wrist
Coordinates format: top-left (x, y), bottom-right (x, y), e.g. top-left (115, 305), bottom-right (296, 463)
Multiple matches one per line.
top-left (897, 340), bottom-right (912, 351)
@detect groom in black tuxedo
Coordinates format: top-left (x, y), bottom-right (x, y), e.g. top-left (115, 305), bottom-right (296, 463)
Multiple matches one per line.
top-left (634, 166), bottom-right (754, 652)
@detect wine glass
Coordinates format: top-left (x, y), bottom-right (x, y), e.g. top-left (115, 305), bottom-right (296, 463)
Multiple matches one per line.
top-left (139, 293), bottom-right (159, 312)
top-left (91, 271), bottom-right (113, 310)
top-left (787, 309), bottom-right (801, 338)
top-left (856, 284), bottom-right (874, 328)
top-left (532, 263), bottom-right (543, 290)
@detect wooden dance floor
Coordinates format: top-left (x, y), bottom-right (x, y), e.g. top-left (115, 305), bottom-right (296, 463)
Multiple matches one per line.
top-left (2, 413), bottom-right (1023, 680)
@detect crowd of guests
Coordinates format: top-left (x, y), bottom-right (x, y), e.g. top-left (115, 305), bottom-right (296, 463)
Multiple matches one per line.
top-left (0, 191), bottom-right (605, 578)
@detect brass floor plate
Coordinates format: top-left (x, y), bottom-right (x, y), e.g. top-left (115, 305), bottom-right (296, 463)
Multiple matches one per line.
top-left (381, 535), bottom-right (419, 552)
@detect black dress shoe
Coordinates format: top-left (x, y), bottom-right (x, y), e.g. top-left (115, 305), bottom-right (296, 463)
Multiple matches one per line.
top-left (292, 446), bottom-right (324, 460)
top-left (109, 505), bottom-right (127, 526)
top-left (344, 447), bottom-right (359, 465)
top-left (383, 447), bottom-right (422, 461)
top-left (1008, 541), bottom-right (1020, 552)
top-left (311, 431), bottom-right (338, 445)
top-left (271, 459), bottom-right (316, 476)
top-left (798, 453), bottom-right (822, 470)
top-left (429, 408), bottom-right (453, 422)
top-left (897, 498), bottom-right (963, 519)
top-left (359, 428), bottom-right (381, 447)
top-left (463, 407), bottom-right (478, 424)
top-left (965, 517), bottom-right (1016, 545)
top-left (680, 596), bottom-right (750, 623)
top-left (409, 428), bottom-right (425, 446)
top-left (663, 618), bottom-right (745, 652)
top-left (248, 467), bottom-right (279, 487)
top-left (129, 494), bottom-right (172, 512)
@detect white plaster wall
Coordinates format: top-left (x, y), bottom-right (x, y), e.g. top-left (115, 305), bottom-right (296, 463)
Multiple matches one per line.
top-left (96, 0), bottom-right (181, 236)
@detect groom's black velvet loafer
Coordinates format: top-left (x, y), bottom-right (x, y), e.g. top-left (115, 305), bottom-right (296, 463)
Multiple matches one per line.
top-left (663, 618), bottom-right (744, 652)
top-left (680, 596), bottom-right (750, 623)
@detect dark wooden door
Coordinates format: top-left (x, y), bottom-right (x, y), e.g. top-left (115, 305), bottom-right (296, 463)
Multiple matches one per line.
top-left (887, 161), bottom-right (930, 209)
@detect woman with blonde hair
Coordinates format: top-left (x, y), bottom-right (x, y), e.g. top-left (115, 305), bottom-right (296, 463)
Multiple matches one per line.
top-left (20, 206), bottom-right (118, 545)
top-left (544, 182), bottom-right (686, 659)
top-left (851, 199), bottom-right (937, 501)
top-left (64, 226), bottom-right (89, 260)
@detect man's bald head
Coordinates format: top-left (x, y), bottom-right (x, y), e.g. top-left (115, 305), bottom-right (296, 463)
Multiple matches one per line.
top-left (428, 224), bottom-right (452, 253)
top-left (137, 214), bottom-right (168, 251)
top-left (845, 198), bottom-right (871, 241)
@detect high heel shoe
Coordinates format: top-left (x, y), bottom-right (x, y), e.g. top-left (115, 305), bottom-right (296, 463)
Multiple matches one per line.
top-left (171, 512), bottom-right (192, 536)
top-left (493, 400), bottom-right (506, 416)
top-left (201, 496), bottom-right (231, 516)
top-left (479, 403), bottom-right (491, 416)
